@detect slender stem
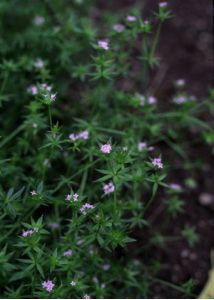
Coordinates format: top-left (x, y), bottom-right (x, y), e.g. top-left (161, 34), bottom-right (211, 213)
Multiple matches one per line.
top-left (0, 124), bottom-right (25, 149)
top-left (48, 106), bottom-right (53, 130)
top-left (1, 72), bottom-right (9, 93)
top-left (150, 22), bottom-right (162, 60)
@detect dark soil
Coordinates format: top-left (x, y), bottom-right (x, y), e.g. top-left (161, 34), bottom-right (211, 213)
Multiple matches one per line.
top-left (97, 0), bottom-right (214, 298)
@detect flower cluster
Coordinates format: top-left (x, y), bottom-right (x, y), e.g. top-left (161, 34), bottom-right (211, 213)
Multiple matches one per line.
top-left (42, 280), bottom-right (55, 293)
top-left (79, 203), bottom-right (94, 215)
top-left (100, 144), bottom-right (112, 154)
top-left (152, 157), bottom-right (163, 169)
top-left (103, 182), bottom-right (115, 195)
top-left (65, 193), bottom-right (79, 201)
top-left (22, 227), bottom-right (38, 237)
top-left (69, 130), bottom-right (89, 141)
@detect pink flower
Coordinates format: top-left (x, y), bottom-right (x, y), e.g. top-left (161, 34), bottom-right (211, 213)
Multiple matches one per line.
top-left (159, 2), bottom-right (167, 7)
top-left (65, 193), bottom-right (79, 202)
top-left (63, 249), bottom-right (73, 257)
top-left (78, 131), bottom-right (89, 140)
top-left (126, 15), bottom-right (137, 22)
top-left (100, 144), bottom-right (112, 154)
top-left (65, 194), bottom-right (72, 201)
top-left (169, 183), bottom-right (182, 191)
top-left (175, 79), bottom-right (185, 87)
top-left (22, 228), bottom-right (38, 237)
top-left (42, 280), bottom-right (55, 293)
top-left (113, 24), bottom-right (125, 32)
top-left (50, 93), bottom-right (56, 101)
top-left (27, 85), bottom-right (38, 95)
top-left (79, 203), bottom-right (94, 215)
top-left (152, 157), bottom-right (163, 169)
top-left (69, 131), bottom-right (89, 141)
top-left (73, 193), bottom-right (79, 201)
top-left (84, 295), bottom-right (91, 299)
top-left (98, 39), bottom-right (109, 50)
top-left (103, 182), bottom-right (115, 195)
top-left (138, 142), bottom-right (147, 152)
top-left (148, 96), bottom-right (157, 104)
top-left (173, 96), bottom-right (186, 104)
top-left (40, 83), bottom-right (52, 91)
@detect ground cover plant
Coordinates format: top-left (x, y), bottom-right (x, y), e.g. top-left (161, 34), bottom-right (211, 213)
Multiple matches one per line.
top-left (0, 0), bottom-right (213, 298)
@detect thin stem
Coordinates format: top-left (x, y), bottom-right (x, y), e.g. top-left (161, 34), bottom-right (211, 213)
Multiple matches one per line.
top-left (48, 106), bottom-right (53, 130)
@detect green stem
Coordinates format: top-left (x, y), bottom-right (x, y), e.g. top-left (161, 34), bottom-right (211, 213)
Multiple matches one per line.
top-left (150, 22), bottom-right (162, 61)
top-left (0, 124), bottom-right (25, 149)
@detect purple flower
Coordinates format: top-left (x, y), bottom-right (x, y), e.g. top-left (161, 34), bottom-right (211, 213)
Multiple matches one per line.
top-left (113, 23), bottom-right (125, 32)
top-left (175, 79), bottom-right (185, 87)
top-left (63, 249), bottom-right (73, 257)
top-left (126, 15), bottom-right (137, 22)
top-left (103, 182), bottom-right (115, 195)
top-left (42, 280), bottom-right (55, 293)
top-left (84, 295), bottom-right (91, 299)
top-left (100, 144), bottom-right (112, 154)
top-left (79, 203), bottom-right (94, 215)
top-left (152, 157), bottom-right (163, 169)
top-left (98, 39), bottom-right (109, 50)
top-left (27, 85), bottom-right (38, 95)
top-left (173, 96), bottom-right (186, 104)
top-left (73, 193), bottom-right (79, 201)
top-left (159, 2), bottom-right (167, 7)
top-left (138, 142), bottom-right (147, 152)
top-left (50, 93), bottom-right (56, 101)
top-left (102, 264), bottom-right (111, 271)
top-left (78, 130), bottom-right (89, 140)
top-left (148, 96), bottom-right (157, 104)
top-left (22, 228), bottom-right (38, 237)
top-left (69, 130), bottom-right (89, 141)
top-left (169, 183), bottom-right (182, 191)
top-left (65, 194), bottom-right (72, 201)
top-left (65, 193), bottom-right (79, 202)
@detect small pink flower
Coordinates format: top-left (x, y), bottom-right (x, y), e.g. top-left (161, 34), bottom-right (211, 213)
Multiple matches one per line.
top-left (126, 15), bottom-right (137, 22)
top-left (113, 23), bottom-right (125, 32)
top-left (103, 182), bottom-right (115, 195)
top-left (138, 142), bottom-right (147, 152)
top-left (79, 203), bottom-right (94, 215)
top-left (84, 295), bottom-right (90, 299)
top-left (175, 79), bottom-right (185, 87)
top-left (78, 130), bottom-right (89, 140)
top-left (152, 157), bottom-right (163, 169)
top-left (42, 280), bottom-right (55, 293)
top-left (100, 144), bottom-right (112, 154)
top-left (73, 193), bottom-right (79, 201)
top-left (169, 183), bottom-right (182, 191)
top-left (65, 194), bottom-right (72, 201)
top-left (148, 96), bottom-right (157, 104)
top-left (22, 228), bottom-right (38, 237)
top-left (63, 249), bottom-right (73, 257)
top-left (98, 39), bottom-right (109, 50)
top-left (27, 85), bottom-right (38, 95)
top-left (159, 2), bottom-right (167, 7)
top-left (173, 96), bottom-right (186, 104)
top-left (50, 93), bottom-right (56, 101)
